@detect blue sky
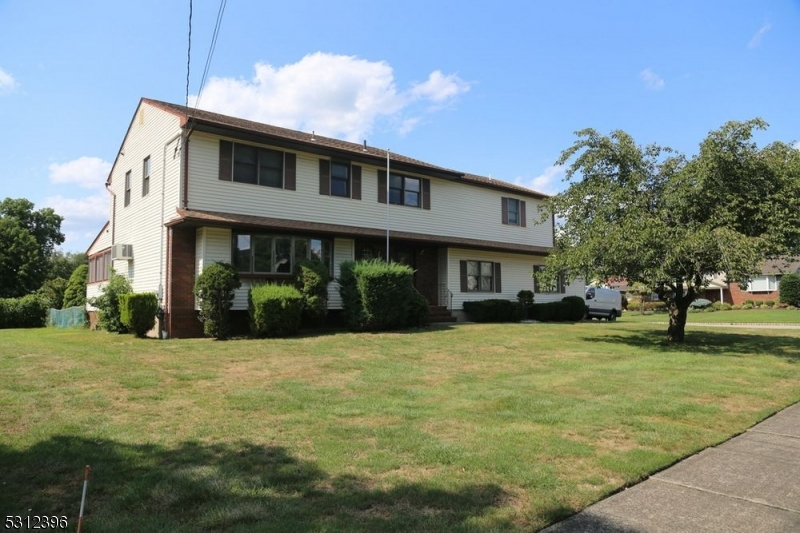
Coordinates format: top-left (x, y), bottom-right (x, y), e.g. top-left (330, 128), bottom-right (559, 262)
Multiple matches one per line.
top-left (1, 1), bottom-right (798, 252)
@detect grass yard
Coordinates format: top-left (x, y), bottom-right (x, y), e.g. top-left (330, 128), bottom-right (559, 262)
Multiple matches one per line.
top-left (1, 323), bottom-right (799, 531)
top-left (623, 308), bottom-right (800, 324)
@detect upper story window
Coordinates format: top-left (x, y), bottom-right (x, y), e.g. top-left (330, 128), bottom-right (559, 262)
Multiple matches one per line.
top-left (142, 156), bottom-right (151, 196)
top-left (501, 197), bottom-right (526, 226)
top-left (319, 159), bottom-right (361, 200)
top-left (124, 171), bottom-right (131, 207)
top-left (378, 170), bottom-right (431, 209)
top-left (219, 140), bottom-right (296, 190)
top-left (390, 174), bottom-right (421, 207)
top-left (331, 161), bottom-right (350, 197)
top-left (233, 233), bottom-right (333, 275)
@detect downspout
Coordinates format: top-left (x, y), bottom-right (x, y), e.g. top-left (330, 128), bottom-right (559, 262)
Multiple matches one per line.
top-left (182, 125), bottom-right (195, 209)
top-left (159, 132), bottom-right (183, 339)
top-left (105, 182), bottom-right (116, 244)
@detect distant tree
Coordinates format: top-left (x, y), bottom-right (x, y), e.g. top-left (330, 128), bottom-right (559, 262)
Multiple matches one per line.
top-left (48, 251), bottom-right (88, 281)
top-left (0, 198), bottom-right (65, 297)
top-left (37, 277), bottom-right (68, 309)
top-left (543, 119), bottom-right (800, 342)
top-left (63, 264), bottom-right (89, 308)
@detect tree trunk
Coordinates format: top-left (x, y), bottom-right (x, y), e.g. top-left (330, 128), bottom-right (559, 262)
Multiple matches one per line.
top-left (667, 302), bottom-right (689, 342)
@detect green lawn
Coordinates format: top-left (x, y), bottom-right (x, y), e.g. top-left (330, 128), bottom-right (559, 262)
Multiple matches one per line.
top-left (2, 323), bottom-right (799, 531)
top-left (623, 308), bottom-right (800, 324)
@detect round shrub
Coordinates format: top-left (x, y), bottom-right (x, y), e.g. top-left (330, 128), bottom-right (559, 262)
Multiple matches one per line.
top-left (764, 300), bottom-right (776, 308)
top-left (249, 283), bottom-right (303, 337)
top-left (194, 262), bottom-right (241, 340)
top-left (295, 259), bottom-right (331, 327)
top-left (119, 292), bottom-right (158, 338)
top-left (562, 295), bottom-right (588, 321)
top-left (779, 273), bottom-right (800, 307)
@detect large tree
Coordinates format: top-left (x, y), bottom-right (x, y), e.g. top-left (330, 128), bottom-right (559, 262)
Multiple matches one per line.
top-left (0, 198), bottom-right (65, 297)
top-left (543, 119), bottom-right (800, 342)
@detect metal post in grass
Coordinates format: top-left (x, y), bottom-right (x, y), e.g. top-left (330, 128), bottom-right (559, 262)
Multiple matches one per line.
top-left (77, 465), bottom-right (90, 533)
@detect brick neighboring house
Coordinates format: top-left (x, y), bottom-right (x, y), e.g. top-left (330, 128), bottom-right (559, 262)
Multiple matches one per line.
top-left (702, 259), bottom-right (800, 305)
top-left (86, 98), bottom-right (584, 337)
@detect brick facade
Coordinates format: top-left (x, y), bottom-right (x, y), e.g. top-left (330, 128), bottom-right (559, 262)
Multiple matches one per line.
top-left (727, 284), bottom-right (779, 306)
top-left (166, 227), bottom-right (204, 338)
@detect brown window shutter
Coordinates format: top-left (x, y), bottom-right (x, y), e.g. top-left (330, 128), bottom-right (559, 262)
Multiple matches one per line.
top-left (422, 178), bottom-right (431, 210)
top-left (520, 200), bottom-right (527, 227)
top-left (319, 159), bottom-right (330, 195)
top-left (533, 266), bottom-right (540, 293)
top-left (377, 169), bottom-right (387, 203)
top-left (351, 165), bottom-right (362, 200)
top-left (219, 140), bottom-right (232, 181)
top-left (284, 152), bottom-right (296, 190)
top-left (494, 263), bottom-right (502, 293)
top-left (501, 197), bottom-right (509, 224)
top-left (460, 260), bottom-right (468, 292)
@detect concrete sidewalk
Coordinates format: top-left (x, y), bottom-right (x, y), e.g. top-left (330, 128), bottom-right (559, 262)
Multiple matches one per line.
top-left (543, 402), bottom-right (800, 532)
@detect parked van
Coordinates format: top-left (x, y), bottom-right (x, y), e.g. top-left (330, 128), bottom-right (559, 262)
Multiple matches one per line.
top-left (585, 286), bottom-right (623, 321)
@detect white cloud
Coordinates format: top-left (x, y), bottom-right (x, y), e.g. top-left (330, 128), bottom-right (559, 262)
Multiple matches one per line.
top-left (639, 68), bottom-right (665, 91)
top-left (0, 67), bottom-right (18, 93)
top-left (191, 53), bottom-right (470, 141)
top-left (514, 165), bottom-right (565, 196)
top-left (410, 70), bottom-right (471, 104)
top-left (44, 194), bottom-right (108, 252)
top-left (748, 23), bottom-right (772, 49)
top-left (48, 156), bottom-right (111, 189)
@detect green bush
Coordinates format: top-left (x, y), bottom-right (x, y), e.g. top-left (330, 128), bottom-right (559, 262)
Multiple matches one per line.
top-left (89, 271), bottom-right (132, 333)
top-left (517, 290), bottom-right (535, 319)
top-left (63, 264), bottom-right (88, 308)
top-left (744, 299), bottom-right (755, 306)
top-left (530, 301), bottom-right (574, 322)
top-left (0, 295), bottom-right (48, 329)
top-left (561, 295), bottom-right (588, 321)
top-left (742, 303), bottom-right (754, 309)
top-left (764, 300), bottom-right (776, 308)
top-left (295, 260), bottom-right (330, 327)
top-left (337, 259), bottom-right (424, 331)
top-left (37, 277), bottom-right (68, 310)
top-left (641, 301), bottom-right (667, 311)
top-left (463, 299), bottom-right (524, 323)
top-left (194, 262), bottom-right (241, 340)
top-left (779, 273), bottom-right (800, 307)
top-left (249, 284), bottom-right (303, 337)
top-left (119, 292), bottom-right (158, 338)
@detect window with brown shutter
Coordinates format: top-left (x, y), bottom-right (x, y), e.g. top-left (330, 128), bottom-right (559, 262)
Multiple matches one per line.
top-left (218, 140), bottom-right (288, 189)
top-left (461, 260), bottom-right (498, 292)
top-left (284, 153), bottom-right (296, 191)
top-left (351, 165), bottom-right (362, 200)
top-left (319, 159), bottom-right (330, 195)
top-left (378, 170), bottom-right (387, 203)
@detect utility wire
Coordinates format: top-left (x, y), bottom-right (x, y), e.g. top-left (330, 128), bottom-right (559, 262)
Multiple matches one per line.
top-left (194, 0), bottom-right (228, 109)
top-left (185, 0), bottom-right (192, 107)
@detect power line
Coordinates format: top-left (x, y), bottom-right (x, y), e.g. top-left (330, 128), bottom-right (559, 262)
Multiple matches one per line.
top-left (194, 0), bottom-right (228, 109)
top-left (185, 0), bottom-right (192, 107)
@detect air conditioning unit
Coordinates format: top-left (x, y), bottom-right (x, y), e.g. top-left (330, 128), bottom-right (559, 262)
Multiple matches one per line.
top-left (111, 243), bottom-right (134, 261)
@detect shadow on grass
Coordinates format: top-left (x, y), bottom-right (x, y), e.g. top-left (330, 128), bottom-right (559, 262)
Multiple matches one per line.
top-left (1, 436), bottom-right (507, 532)
top-left (584, 329), bottom-right (800, 361)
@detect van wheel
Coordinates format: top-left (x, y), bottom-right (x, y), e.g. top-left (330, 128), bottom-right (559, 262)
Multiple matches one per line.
top-left (608, 311), bottom-right (617, 322)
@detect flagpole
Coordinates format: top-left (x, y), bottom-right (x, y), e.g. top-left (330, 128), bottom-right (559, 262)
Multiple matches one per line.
top-left (386, 149), bottom-right (390, 261)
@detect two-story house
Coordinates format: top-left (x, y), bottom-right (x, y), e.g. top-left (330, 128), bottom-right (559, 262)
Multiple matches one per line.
top-left (86, 98), bottom-right (582, 337)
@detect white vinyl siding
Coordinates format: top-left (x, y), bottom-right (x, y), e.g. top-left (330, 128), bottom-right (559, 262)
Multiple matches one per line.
top-left (186, 132), bottom-right (553, 249)
top-left (105, 102), bottom-right (184, 301)
top-left (447, 248), bottom-right (583, 310)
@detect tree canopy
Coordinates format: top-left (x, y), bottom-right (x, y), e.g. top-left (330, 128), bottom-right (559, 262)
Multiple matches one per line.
top-left (543, 119), bottom-right (800, 342)
top-left (0, 198), bottom-right (65, 297)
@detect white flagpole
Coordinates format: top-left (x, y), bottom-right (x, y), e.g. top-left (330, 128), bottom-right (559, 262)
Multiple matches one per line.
top-left (386, 149), bottom-right (390, 261)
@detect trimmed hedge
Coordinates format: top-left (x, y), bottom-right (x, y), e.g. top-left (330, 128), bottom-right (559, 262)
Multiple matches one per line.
top-left (0, 295), bottom-right (49, 329)
top-left (194, 262), bottom-right (241, 340)
top-left (337, 259), bottom-right (427, 331)
top-left (295, 260), bottom-right (330, 327)
top-left (249, 284), bottom-right (303, 337)
top-left (779, 273), bottom-right (800, 307)
top-left (119, 292), bottom-right (158, 338)
top-left (530, 296), bottom-right (587, 322)
top-left (463, 299), bottom-right (525, 323)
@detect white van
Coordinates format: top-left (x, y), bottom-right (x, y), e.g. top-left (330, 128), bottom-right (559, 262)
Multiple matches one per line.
top-left (585, 286), bottom-right (623, 321)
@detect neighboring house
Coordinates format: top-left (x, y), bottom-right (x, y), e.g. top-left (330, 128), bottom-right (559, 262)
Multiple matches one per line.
top-left (703, 259), bottom-right (800, 305)
top-left (86, 98), bottom-right (583, 337)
